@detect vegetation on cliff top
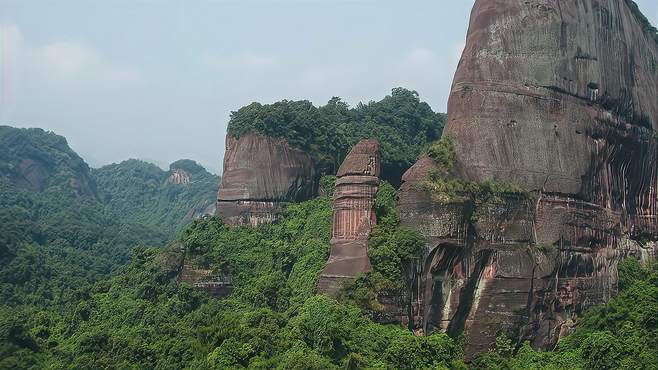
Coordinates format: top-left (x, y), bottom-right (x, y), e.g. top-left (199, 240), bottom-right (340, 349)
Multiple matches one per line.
top-left (423, 136), bottom-right (526, 204)
top-left (427, 136), bottom-right (456, 171)
top-left (227, 87), bottom-right (445, 184)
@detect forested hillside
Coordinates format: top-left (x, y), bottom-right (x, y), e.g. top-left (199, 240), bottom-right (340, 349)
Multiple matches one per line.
top-left (2, 187), bottom-right (655, 369)
top-left (2, 0), bottom-right (657, 367)
top-left (0, 126), bottom-right (219, 308)
top-left (93, 158), bottom-right (218, 240)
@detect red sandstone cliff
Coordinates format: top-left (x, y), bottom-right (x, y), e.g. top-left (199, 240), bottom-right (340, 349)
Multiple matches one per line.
top-left (398, 0), bottom-right (658, 357)
top-left (318, 140), bottom-right (380, 296)
top-left (216, 133), bottom-right (317, 226)
top-left (448, 0), bottom-right (658, 204)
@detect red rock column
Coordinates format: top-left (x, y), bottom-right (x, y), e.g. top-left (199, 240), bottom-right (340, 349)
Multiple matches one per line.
top-left (318, 140), bottom-right (380, 297)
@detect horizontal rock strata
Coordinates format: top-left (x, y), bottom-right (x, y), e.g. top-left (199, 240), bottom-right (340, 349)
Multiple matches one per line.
top-left (318, 140), bottom-right (380, 296)
top-left (216, 133), bottom-right (317, 226)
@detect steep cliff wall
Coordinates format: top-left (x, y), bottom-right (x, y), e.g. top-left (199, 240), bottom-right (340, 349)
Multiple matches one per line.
top-left (398, 0), bottom-right (658, 357)
top-left (318, 140), bottom-right (380, 296)
top-left (216, 133), bottom-right (317, 226)
top-left (447, 0), bottom-right (658, 203)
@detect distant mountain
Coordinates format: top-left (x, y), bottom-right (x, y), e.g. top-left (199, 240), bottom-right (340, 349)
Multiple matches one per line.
top-left (93, 158), bottom-right (219, 240)
top-left (0, 125), bottom-right (219, 306)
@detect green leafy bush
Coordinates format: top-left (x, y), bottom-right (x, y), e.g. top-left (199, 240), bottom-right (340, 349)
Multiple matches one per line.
top-left (427, 136), bottom-right (456, 171)
top-left (319, 175), bottom-right (337, 197)
top-left (340, 182), bottom-right (426, 310)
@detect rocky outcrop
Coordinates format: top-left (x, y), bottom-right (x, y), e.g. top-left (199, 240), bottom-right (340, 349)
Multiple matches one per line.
top-left (179, 257), bottom-right (234, 298)
top-left (216, 133), bottom-right (317, 226)
top-left (168, 169), bottom-right (190, 185)
top-left (318, 140), bottom-right (380, 296)
top-left (398, 0), bottom-right (658, 357)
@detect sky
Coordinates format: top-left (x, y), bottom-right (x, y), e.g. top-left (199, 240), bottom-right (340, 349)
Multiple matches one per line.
top-left (0, 1), bottom-right (656, 174)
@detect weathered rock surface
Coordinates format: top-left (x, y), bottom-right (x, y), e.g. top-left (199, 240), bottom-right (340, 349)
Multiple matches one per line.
top-left (216, 133), bottom-right (317, 226)
top-left (318, 140), bottom-right (380, 296)
top-left (168, 169), bottom-right (190, 185)
top-left (447, 0), bottom-right (658, 199)
top-left (398, 0), bottom-right (658, 357)
top-left (179, 257), bottom-right (234, 298)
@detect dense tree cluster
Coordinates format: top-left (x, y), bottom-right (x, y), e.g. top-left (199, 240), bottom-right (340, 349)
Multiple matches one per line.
top-left (227, 88), bottom-right (446, 184)
top-left (0, 195), bottom-right (464, 369)
top-left (339, 182), bottom-right (426, 312)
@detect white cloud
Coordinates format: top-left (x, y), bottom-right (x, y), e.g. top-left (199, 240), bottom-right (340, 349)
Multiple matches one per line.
top-left (1, 24), bottom-right (142, 87)
top-left (32, 41), bottom-right (142, 84)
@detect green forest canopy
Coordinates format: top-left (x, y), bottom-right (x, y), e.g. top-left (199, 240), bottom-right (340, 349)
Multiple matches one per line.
top-left (93, 158), bottom-right (219, 240)
top-left (227, 88), bottom-right (445, 184)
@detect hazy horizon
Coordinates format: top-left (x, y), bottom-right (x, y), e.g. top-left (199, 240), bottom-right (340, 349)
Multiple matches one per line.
top-left (1, 0), bottom-right (657, 175)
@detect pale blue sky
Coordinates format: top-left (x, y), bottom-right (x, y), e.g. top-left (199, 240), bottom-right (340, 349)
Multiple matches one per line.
top-left (0, 0), bottom-right (656, 173)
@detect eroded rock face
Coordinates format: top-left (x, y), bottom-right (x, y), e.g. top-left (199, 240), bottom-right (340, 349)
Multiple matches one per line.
top-left (216, 133), bottom-right (317, 226)
top-left (398, 0), bottom-right (658, 357)
top-left (447, 0), bottom-right (658, 200)
top-left (318, 140), bottom-right (380, 296)
top-left (168, 169), bottom-right (190, 185)
top-left (179, 257), bottom-right (234, 298)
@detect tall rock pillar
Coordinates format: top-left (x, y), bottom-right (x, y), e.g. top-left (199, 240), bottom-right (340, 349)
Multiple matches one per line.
top-left (318, 140), bottom-right (380, 296)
